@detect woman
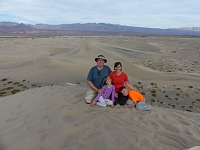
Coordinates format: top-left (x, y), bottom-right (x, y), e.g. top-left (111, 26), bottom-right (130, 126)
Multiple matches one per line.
top-left (109, 62), bottom-right (136, 105)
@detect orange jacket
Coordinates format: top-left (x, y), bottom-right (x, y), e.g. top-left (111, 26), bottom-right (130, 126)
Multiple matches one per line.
top-left (128, 90), bottom-right (145, 103)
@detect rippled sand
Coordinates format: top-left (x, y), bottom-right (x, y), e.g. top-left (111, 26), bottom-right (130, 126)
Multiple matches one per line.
top-left (0, 36), bottom-right (200, 150)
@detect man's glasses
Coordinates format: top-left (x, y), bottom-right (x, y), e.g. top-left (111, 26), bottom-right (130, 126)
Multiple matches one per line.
top-left (98, 70), bottom-right (101, 76)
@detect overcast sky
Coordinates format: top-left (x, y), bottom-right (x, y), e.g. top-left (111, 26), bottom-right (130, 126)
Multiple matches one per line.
top-left (0, 0), bottom-right (200, 29)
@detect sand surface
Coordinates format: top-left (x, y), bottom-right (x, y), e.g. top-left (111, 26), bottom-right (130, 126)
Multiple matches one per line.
top-left (0, 36), bottom-right (200, 150)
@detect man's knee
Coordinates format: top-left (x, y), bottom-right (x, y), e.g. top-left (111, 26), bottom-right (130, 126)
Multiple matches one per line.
top-left (85, 89), bottom-right (97, 104)
top-left (85, 98), bottom-right (93, 104)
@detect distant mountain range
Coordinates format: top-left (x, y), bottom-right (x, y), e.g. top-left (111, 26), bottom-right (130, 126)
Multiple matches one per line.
top-left (0, 21), bottom-right (200, 36)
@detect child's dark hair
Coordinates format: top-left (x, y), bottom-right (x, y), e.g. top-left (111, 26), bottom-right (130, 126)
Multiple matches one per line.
top-left (119, 86), bottom-right (126, 92)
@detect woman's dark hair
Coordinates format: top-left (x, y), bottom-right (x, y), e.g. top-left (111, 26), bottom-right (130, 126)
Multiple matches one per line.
top-left (114, 62), bottom-right (122, 69)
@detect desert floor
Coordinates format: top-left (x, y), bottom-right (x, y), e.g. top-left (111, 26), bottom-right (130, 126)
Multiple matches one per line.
top-left (0, 36), bottom-right (200, 150)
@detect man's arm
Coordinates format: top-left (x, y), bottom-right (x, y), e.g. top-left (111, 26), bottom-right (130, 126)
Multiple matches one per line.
top-left (87, 80), bottom-right (102, 93)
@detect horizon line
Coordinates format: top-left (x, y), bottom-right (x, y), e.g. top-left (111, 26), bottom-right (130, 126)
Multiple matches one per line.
top-left (1, 21), bottom-right (200, 30)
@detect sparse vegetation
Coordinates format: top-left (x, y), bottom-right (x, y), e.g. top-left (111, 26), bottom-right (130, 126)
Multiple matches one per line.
top-left (0, 91), bottom-right (7, 96)
top-left (11, 89), bottom-right (21, 94)
top-left (1, 78), bottom-right (7, 81)
top-left (0, 77), bottom-right (44, 97)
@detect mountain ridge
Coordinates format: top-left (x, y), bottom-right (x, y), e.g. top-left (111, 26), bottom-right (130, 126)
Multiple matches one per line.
top-left (0, 21), bottom-right (200, 36)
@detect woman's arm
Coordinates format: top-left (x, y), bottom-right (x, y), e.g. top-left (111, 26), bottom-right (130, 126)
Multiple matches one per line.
top-left (123, 72), bottom-right (136, 90)
top-left (125, 82), bottom-right (137, 90)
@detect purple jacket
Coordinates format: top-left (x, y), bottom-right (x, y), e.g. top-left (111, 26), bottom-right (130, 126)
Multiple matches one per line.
top-left (95, 85), bottom-right (115, 102)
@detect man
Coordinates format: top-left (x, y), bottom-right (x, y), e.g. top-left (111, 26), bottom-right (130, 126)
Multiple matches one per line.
top-left (85, 55), bottom-right (111, 104)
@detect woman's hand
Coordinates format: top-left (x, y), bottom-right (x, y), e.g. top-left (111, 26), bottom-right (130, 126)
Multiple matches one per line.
top-left (114, 92), bottom-right (118, 98)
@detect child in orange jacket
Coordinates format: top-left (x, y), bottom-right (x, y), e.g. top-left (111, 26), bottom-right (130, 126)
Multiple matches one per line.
top-left (119, 86), bottom-right (151, 111)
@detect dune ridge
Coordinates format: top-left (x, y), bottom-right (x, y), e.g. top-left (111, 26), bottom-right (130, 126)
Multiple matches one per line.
top-left (0, 36), bottom-right (200, 150)
top-left (0, 84), bottom-right (200, 150)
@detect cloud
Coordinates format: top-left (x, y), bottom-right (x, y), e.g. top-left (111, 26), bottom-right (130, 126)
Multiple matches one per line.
top-left (0, 0), bottom-right (200, 28)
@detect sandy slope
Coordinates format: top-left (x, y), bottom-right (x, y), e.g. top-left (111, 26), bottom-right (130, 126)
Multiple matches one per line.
top-left (0, 36), bottom-right (200, 150)
top-left (0, 36), bottom-right (200, 85)
top-left (0, 85), bottom-right (200, 150)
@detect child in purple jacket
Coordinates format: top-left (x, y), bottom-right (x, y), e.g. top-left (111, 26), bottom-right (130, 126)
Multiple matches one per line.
top-left (91, 76), bottom-right (115, 107)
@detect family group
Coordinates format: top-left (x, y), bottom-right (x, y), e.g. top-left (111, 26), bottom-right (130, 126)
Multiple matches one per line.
top-left (85, 55), bottom-right (151, 111)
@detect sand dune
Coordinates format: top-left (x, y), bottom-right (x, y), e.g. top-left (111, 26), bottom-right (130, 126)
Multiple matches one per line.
top-left (0, 84), bottom-right (200, 150)
top-left (0, 36), bottom-right (200, 150)
top-left (1, 36), bottom-right (200, 84)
